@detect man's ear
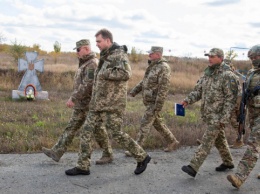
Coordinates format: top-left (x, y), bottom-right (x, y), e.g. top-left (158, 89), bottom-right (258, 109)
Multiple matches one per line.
top-left (106, 38), bottom-right (111, 44)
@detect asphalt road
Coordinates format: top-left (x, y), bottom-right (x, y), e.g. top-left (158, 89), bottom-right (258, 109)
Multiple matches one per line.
top-left (0, 146), bottom-right (259, 194)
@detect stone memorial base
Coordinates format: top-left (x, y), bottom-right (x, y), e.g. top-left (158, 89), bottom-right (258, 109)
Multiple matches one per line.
top-left (12, 90), bottom-right (49, 100)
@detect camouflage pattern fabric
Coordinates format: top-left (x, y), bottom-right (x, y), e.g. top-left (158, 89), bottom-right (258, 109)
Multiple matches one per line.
top-left (52, 109), bottom-right (112, 158)
top-left (77, 111), bottom-right (147, 170)
top-left (130, 58), bottom-right (178, 145)
top-left (229, 95), bottom-right (241, 130)
top-left (229, 69), bottom-right (243, 133)
top-left (89, 43), bottom-right (132, 113)
top-left (235, 68), bottom-right (260, 181)
top-left (77, 43), bottom-right (147, 170)
top-left (51, 52), bottom-right (112, 158)
top-left (190, 124), bottom-right (234, 171)
top-left (184, 62), bottom-right (239, 172)
top-left (70, 52), bottom-right (98, 110)
top-left (185, 62), bottom-right (239, 125)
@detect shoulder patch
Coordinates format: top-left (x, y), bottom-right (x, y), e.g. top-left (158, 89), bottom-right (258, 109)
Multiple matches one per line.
top-left (88, 69), bottom-right (94, 79)
top-left (229, 78), bottom-right (238, 94)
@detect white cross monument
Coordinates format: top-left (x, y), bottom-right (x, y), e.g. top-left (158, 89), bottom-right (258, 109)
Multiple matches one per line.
top-left (12, 51), bottom-right (49, 100)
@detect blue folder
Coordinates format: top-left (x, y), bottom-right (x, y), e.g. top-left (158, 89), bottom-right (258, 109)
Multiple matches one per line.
top-left (175, 103), bottom-right (185, 116)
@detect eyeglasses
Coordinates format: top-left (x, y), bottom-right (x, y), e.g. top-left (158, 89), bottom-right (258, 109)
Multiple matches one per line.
top-left (77, 47), bottom-right (81, 52)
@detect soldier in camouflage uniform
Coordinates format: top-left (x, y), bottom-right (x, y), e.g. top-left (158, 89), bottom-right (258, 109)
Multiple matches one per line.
top-left (197, 61), bottom-right (245, 148)
top-left (227, 44), bottom-right (260, 189)
top-left (65, 29), bottom-right (151, 176)
top-left (42, 39), bottom-right (113, 165)
top-left (228, 62), bottom-right (246, 149)
top-left (181, 48), bottom-right (239, 178)
top-left (125, 46), bottom-right (179, 157)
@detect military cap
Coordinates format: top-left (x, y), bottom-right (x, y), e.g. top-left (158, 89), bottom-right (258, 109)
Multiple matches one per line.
top-left (147, 46), bottom-right (163, 54)
top-left (73, 39), bottom-right (90, 50)
top-left (204, 48), bottom-right (224, 57)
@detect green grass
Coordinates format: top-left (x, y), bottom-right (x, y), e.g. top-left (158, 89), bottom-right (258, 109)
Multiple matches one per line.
top-left (1, 54), bottom-right (246, 153)
top-left (0, 89), bottom-right (240, 153)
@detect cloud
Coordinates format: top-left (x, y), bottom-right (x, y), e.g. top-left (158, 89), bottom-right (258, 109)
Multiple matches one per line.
top-left (138, 31), bottom-right (170, 39)
top-left (83, 16), bottom-right (131, 29)
top-left (0, 0), bottom-right (258, 59)
top-left (249, 22), bottom-right (260, 28)
top-left (204, 0), bottom-right (240, 6)
top-left (134, 38), bottom-right (155, 44)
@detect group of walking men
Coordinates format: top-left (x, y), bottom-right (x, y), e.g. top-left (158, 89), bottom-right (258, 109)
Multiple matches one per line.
top-left (42, 28), bottom-right (260, 190)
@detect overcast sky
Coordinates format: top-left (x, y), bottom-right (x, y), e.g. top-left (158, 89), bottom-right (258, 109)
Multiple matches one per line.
top-left (0, 0), bottom-right (259, 59)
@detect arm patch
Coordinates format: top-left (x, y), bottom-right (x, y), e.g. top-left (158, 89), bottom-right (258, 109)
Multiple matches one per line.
top-left (88, 69), bottom-right (94, 79)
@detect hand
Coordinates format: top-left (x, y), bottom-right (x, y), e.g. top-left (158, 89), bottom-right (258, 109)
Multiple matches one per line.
top-left (66, 99), bottom-right (75, 108)
top-left (181, 101), bottom-right (188, 108)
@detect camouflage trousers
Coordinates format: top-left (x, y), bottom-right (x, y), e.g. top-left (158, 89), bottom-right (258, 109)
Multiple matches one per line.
top-left (230, 96), bottom-right (242, 130)
top-left (136, 105), bottom-right (178, 146)
top-left (52, 109), bottom-right (113, 158)
top-left (189, 123), bottom-right (234, 172)
top-left (235, 116), bottom-right (260, 181)
top-left (77, 111), bottom-right (147, 170)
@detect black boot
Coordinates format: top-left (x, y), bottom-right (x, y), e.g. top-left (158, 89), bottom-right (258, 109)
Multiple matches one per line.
top-left (65, 167), bottom-right (90, 176)
top-left (134, 155), bottom-right (151, 175)
top-left (182, 165), bottom-right (197, 177)
top-left (215, 163), bottom-right (234, 171)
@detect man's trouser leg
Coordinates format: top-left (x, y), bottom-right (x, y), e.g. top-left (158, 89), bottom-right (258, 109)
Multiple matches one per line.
top-left (77, 111), bottom-right (99, 170)
top-left (153, 112), bottom-right (178, 144)
top-left (136, 106), bottom-right (156, 146)
top-left (52, 109), bottom-right (86, 157)
top-left (214, 125), bottom-right (234, 166)
top-left (105, 111), bottom-right (147, 162)
top-left (235, 122), bottom-right (260, 182)
top-left (189, 124), bottom-right (222, 172)
top-left (94, 118), bottom-right (113, 158)
top-left (230, 96), bottom-right (244, 148)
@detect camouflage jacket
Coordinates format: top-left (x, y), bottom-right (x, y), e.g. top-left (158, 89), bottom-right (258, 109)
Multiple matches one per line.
top-left (245, 68), bottom-right (260, 128)
top-left (130, 58), bottom-right (170, 111)
top-left (70, 52), bottom-right (98, 110)
top-left (89, 43), bottom-right (131, 113)
top-left (184, 62), bottom-right (239, 125)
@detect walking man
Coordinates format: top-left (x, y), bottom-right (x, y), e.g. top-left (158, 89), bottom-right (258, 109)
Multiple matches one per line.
top-left (196, 61), bottom-right (245, 148)
top-left (226, 60), bottom-right (246, 149)
top-left (227, 44), bottom-right (260, 189)
top-left (181, 48), bottom-right (239, 178)
top-left (42, 39), bottom-right (113, 165)
top-left (65, 29), bottom-right (151, 176)
top-left (125, 46), bottom-right (179, 157)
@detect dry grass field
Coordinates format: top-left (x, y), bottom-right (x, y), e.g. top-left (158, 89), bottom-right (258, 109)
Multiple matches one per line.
top-left (0, 52), bottom-right (251, 153)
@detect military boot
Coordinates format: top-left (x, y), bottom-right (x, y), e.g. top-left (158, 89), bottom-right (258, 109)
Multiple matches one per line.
top-left (95, 156), bottom-right (113, 165)
top-left (125, 151), bottom-right (133, 157)
top-left (230, 140), bottom-right (244, 149)
top-left (42, 147), bottom-right (61, 162)
top-left (227, 174), bottom-right (243, 189)
top-left (181, 165), bottom-right (197, 177)
top-left (164, 140), bottom-right (179, 152)
top-left (215, 163), bottom-right (234, 171)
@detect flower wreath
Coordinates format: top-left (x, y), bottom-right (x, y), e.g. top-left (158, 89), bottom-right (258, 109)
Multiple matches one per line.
top-left (24, 84), bottom-right (37, 100)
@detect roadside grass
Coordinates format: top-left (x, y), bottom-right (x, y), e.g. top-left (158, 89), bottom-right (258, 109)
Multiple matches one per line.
top-left (0, 90), bottom-right (237, 153)
top-left (0, 55), bottom-right (248, 153)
